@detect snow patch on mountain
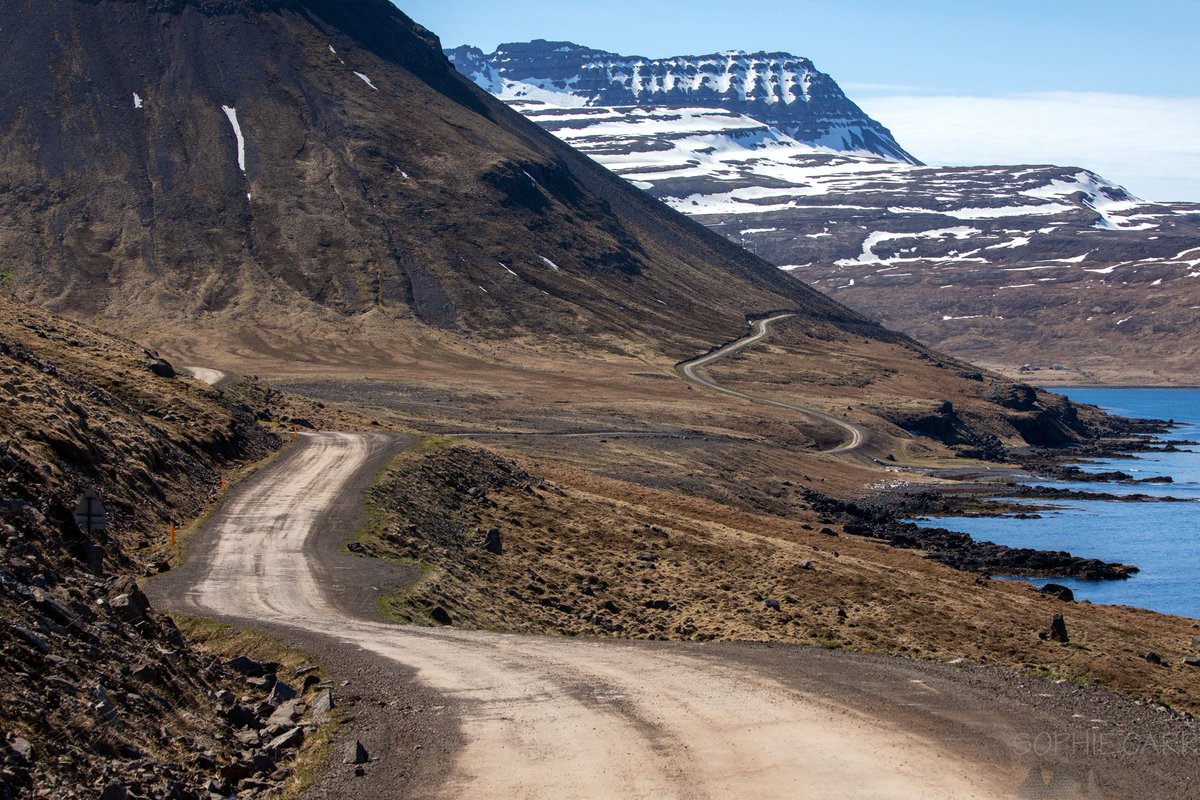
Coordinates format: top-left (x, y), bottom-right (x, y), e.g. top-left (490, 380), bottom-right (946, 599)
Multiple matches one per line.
top-left (221, 105), bottom-right (246, 174)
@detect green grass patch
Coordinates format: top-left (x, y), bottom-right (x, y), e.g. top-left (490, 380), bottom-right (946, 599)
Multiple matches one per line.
top-left (376, 564), bottom-right (439, 624)
top-left (346, 438), bottom-right (457, 622)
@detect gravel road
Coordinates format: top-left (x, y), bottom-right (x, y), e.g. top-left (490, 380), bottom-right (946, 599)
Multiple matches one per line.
top-left (151, 432), bottom-right (1200, 798)
top-left (677, 314), bottom-right (870, 454)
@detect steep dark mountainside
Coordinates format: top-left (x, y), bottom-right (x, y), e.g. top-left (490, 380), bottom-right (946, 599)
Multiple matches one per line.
top-left (451, 41), bottom-right (1200, 382)
top-left (0, 296), bottom-right (331, 797)
top-left (1, 0), bottom-right (887, 360)
top-left (446, 41), bottom-right (919, 164)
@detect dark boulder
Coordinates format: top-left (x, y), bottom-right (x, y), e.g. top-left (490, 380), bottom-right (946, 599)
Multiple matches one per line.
top-left (99, 781), bottom-right (128, 800)
top-left (991, 384), bottom-right (1038, 411)
top-left (482, 528), bottom-right (502, 555)
top-left (1049, 613), bottom-right (1069, 643)
top-left (144, 351), bottom-right (176, 379)
top-left (266, 699), bottom-right (306, 728)
top-left (266, 726), bottom-right (305, 754)
top-left (225, 656), bottom-right (278, 678)
top-left (222, 703), bottom-right (260, 730)
top-left (1040, 583), bottom-right (1075, 602)
top-left (130, 663), bottom-right (160, 683)
top-left (267, 680), bottom-right (298, 705)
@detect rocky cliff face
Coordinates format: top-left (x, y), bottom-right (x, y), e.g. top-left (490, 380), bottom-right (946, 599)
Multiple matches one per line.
top-left (446, 40), bottom-right (919, 164)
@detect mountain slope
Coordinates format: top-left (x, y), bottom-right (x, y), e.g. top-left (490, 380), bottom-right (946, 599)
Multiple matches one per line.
top-left (0, 0), bottom-right (888, 361)
top-left (449, 42), bottom-right (1200, 382)
top-left (446, 40), bottom-right (919, 164)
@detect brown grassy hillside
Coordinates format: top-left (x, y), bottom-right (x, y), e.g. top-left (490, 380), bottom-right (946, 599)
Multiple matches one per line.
top-left (355, 440), bottom-right (1200, 715)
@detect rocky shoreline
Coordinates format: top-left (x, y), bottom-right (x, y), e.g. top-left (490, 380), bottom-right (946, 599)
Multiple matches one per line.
top-left (831, 417), bottom-right (1193, 581)
top-left (807, 490), bottom-right (1140, 580)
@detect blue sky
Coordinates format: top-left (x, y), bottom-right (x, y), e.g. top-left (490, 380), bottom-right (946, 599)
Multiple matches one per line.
top-left (399, 1), bottom-right (1200, 200)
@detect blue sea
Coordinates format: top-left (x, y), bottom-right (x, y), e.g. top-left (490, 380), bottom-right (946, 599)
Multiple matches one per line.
top-left (916, 388), bottom-right (1200, 618)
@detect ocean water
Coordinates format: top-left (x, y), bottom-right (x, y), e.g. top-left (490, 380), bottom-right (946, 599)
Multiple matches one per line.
top-left (916, 388), bottom-right (1200, 618)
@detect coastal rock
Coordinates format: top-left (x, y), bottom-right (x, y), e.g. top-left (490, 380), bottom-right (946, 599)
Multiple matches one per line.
top-left (1040, 584), bottom-right (1075, 602)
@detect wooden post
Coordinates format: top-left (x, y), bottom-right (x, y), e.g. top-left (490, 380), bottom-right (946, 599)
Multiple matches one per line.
top-left (169, 524), bottom-right (176, 547)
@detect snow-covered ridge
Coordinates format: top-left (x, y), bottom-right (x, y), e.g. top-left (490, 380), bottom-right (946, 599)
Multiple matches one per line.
top-left (449, 39), bottom-right (1200, 317)
top-left (446, 40), bottom-right (919, 164)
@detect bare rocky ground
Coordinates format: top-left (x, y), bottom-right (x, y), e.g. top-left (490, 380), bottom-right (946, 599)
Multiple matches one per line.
top-left (0, 297), bottom-right (353, 798)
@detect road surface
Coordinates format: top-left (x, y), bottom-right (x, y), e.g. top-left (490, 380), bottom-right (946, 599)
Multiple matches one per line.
top-left (158, 432), bottom-right (1010, 799)
top-left (678, 314), bottom-right (869, 454)
top-left (180, 365), bottom-right (233, 388)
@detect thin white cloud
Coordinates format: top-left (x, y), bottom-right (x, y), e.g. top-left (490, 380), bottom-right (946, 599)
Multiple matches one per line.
top-left (840, 81), bottom-right (930, 94)
top-left (857, 92), bottom-right (1200, 203)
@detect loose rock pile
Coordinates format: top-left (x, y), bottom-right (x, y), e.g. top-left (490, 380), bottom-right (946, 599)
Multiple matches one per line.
top-left (0, 503), bottom-right (333, 798)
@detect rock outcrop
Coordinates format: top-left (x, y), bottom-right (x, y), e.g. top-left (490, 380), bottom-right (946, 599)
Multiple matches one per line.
top-left (0, 296), bottom-right (290, 797)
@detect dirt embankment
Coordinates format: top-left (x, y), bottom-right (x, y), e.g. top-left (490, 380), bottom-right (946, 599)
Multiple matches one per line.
top-left (0, 297), bottom-right (340, 798)
top-left (354, 440), bottom-right (1200, 715)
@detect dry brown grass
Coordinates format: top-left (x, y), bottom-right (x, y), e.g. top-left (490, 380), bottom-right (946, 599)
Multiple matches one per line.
top-left (363, 441), bottom-right (1200, 715)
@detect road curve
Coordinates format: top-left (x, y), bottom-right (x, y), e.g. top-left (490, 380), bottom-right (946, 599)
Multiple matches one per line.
top-left (159, 432), bottom-right (1009, 799)
top-left (678, 314), bottom-right (869, 454)
top-left (181, 365), bottom-right (233, 388)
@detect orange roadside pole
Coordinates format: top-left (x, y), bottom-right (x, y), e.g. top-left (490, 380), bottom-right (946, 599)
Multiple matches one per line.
top-left (169, 523), bottom-right (175, 547)
top-left (220, 474), bottom-right (227, 493)
top-left (293, 424), bottom-right (299, 441)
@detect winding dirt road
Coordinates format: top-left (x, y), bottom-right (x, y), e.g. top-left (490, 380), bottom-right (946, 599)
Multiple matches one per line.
top-left (159, 432), bottom-right (1013, 799)
top-left (677, 314), bottom-right (870, 454)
